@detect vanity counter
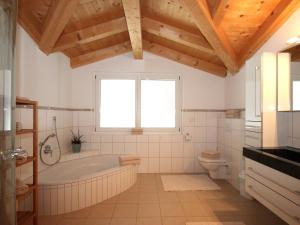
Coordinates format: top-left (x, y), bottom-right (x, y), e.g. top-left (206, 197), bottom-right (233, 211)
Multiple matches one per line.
top-left (243, 146), bottom-right (300, 180)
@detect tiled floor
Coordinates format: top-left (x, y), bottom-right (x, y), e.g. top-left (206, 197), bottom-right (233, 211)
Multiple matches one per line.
top-left (39, 174), bottom-right (287, 225)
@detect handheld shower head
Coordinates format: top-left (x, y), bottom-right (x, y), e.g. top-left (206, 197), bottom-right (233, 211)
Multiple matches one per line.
top-left (39, 133), bottom-right (56, 147)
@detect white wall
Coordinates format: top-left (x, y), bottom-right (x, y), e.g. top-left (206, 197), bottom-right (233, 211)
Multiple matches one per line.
top-left (71, 51), bottom-right (225, 109)
top-left (15, 26), bottom-right (72, 107)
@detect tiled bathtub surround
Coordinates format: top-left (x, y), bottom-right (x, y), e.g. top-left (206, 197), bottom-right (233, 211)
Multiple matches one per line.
top-left (19, 165), bottom-right (137, 216)
top-left (72, 110), bottom-right (225, 174)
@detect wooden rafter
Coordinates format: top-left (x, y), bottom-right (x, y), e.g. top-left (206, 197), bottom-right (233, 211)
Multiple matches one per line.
top-left (143, 39), bottom-right (227, 77)
top-left (239, 0), bottom-right (300, 65)
top-left (142, 17), bottom-right (214, 55)
top-left (39, 0), bottom-right (79, 54)
top-left (182, 0), bottom-right (239, 74)
top-left (52, 17), bottom-right (128, 52)
top-left (18, 4), bottom-right (41, 43)
top-left (122, 0), bottom-right (143, 59)
top-left (212, 0), bottom-right (230, 25)
top-left (70, 41), bottom-right (132, 68)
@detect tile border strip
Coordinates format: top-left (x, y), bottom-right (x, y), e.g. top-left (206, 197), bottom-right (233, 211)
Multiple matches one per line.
top-left (16, 104), bottom-right (94, 112)
top-left (181, 108), bottom-right (245, 112)
top-left (16, 105), bottom-right (245, 113)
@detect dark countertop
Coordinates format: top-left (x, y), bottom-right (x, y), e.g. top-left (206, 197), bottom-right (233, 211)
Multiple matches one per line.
top-left (243, 146), bottom-right (300, 180)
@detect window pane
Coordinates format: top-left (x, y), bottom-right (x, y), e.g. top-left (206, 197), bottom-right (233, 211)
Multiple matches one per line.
top-left (293, 81), bottom-right (300, 110)
top-left (100, 80), bottom-right (135, 128)
top-left (141, 80), bottom-right (176, 128)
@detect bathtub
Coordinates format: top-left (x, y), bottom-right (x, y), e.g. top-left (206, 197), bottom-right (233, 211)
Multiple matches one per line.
top-left (35, 155), bottom-right (137, 215)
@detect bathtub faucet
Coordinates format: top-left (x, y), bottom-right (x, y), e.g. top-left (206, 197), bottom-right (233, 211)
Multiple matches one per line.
top-left (44, 145), bottom-right (53, 157)
top-left (39, 133), bottom-right (56, 147)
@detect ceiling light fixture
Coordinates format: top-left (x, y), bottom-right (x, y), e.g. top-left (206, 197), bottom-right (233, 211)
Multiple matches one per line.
top-left (286, 36), bottom-right (300, 45)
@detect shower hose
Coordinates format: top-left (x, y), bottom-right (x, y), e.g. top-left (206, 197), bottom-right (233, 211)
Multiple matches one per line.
top-left (39, 117), bottom-right (62, 166)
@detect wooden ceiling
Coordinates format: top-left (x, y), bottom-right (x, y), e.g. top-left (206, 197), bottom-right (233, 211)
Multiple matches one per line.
top-left (18, 0), bottom-right (300, 77)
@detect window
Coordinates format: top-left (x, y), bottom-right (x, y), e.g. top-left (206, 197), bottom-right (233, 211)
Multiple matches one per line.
top-left (96, 73), bottom-right (181, 132)
top-left (100, 80), bottom-right (136, 128)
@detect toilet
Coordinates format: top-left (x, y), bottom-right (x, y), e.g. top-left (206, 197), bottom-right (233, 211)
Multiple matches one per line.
top-left (198, 151), bottom-right (228, 179)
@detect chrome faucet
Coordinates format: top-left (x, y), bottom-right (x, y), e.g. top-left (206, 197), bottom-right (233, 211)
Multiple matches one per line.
top-left (39, 133), bottom-right (56, 157)
top-left (44, 145), bottom-right (53, 157)
top-left (39, 133), bottom-right (56, 147)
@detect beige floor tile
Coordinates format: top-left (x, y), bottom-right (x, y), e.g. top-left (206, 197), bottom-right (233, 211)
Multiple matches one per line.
top-left (102, 196), bottom-right (119, 204)
top-left (218, 214), bottom-right (287, 225)
top-left (125, 184), bottom-right (139, 193)
top-left (139, 192), bottom-right (159, 203)
top-left (137, 217), bottom-right (162, 225)
top-left (160, 203), bottom-right (184, 217)
top-left (162, 217), bottom-right (186, 225)
top-left (158, 192), bottom-right (179, 203)
top-left (113, 204), bottom-right (138, 218)
top-left (63, 207), bottom-right (91, 218)
top-left (177, 191), bottom-right (199, 203)
top-left (89, 204), bottom-right (115, 218)
top-left (84, 218), bottom-right (111, 225)
top-left (235, 199), bottom-right (272, 215)
top-left (196, 191), bottom-right (228, 200)
top-left (118, 192), bottom-right (139, 203)
top-left (206, 199), bottom-right (241, 214)
top-left (110, 218), bottom-right (137, 225)
top-left (185, 216), bottom-right (222, 222)
top-left (181, 203), bottom-right (214, 217)
top-left (43, 174), bottom-right (288, 225)
top-left (215, 180), bottom-right (240, 193)
top-left (138, 203), bottom-right (161, 217)
top-left (57, 218), bottom-right (86, 225)
top-left (139, 184), bottom-right (158, 193)
top-left (157, 185), bottom-right (165, 192)
top-left (139, 176), bottom-right (157, 185)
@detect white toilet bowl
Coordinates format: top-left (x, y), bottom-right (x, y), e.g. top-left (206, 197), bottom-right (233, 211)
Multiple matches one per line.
top-left (198, 156), bottom-right (228, 179)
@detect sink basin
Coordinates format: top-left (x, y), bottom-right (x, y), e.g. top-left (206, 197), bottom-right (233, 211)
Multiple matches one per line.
top-left (257, 147), bottom-right (300, 163)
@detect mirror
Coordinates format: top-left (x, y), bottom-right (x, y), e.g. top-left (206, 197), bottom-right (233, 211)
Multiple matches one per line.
top-left (278, 44), bottom-right (300, 111)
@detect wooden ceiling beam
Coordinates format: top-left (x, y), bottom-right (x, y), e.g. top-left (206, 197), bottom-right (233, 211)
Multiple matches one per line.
top-left (212, 0), bottom-right (230, 25)
top-left (142, 17), bottom-right (214, 55)
top-left (18, 2), bottom-right (41, 43)
top-left (52, 17), bottom-right (128, 52)
top-left (143, 39), bottom-right (227, 77)
top-left (70, 41), bottom-right (132, 68)
top-left (239, 0), bottom-right (300, 65)
top-left (122, 0), bottom-right (143, 59)
top-left (39, 0), bottom-right (79, 54)
top-left (182, 0), bottom-right (239, 74)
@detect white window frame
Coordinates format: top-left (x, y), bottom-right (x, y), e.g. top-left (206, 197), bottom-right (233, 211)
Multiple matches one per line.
top-left (95, 72), bottom-right (181, 133)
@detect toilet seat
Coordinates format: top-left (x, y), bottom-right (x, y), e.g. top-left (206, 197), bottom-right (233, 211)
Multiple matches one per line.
top-left (198, 156), bottom-right (227, 164)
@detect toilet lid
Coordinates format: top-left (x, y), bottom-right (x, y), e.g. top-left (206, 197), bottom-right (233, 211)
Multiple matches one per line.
top-left (198, 156), bottom-right (227, 164)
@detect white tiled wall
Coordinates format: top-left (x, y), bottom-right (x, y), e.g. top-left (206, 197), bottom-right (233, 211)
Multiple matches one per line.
top-left (15, 108), bottom-right (73, 180)
top-left (219, 116), bottom-right (245, 190)
top-left (277, 111), bottom-right (300, 148)
top-left (72, 110), bottom-right (225, 174)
